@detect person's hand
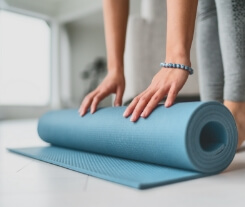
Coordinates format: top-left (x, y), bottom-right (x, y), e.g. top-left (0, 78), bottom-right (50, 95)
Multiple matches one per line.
top-left (123, 68), bottom-right (189, 122)
top-left (79, 70), bottom-right (125, 116)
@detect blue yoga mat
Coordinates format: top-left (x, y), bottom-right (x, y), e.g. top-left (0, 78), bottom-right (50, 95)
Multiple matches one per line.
top-left (9, 102), bottom-right (237, 189)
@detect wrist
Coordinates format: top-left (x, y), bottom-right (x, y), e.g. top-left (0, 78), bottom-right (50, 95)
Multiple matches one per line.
top-left (107, 66), bottom-right (124, 76)
top-left (165, 47), bottom-right (191, 66)
top-left (107, 61), bottom-right (124, 73)
top-left (160, 62), bottom-right (193, 75)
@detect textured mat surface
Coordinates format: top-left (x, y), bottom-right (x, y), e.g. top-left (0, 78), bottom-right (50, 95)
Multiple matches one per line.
top-left (9, 102), bottom-right (238, 189)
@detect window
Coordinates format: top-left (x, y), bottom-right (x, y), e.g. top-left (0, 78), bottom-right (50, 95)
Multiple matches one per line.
top-left (0, 10), bottom-right (51, 106)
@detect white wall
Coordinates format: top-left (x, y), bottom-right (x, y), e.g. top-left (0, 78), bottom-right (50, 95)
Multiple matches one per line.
top-left (67, 21), bottom-right (108, 107)
top-left (1, 0), bottom-right (200, 119)
top-left (64, 0), bottom-right (144, 108)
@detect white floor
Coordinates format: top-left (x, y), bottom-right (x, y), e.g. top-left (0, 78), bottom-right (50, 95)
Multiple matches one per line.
top-left (0, 119), bottom-right (244, 207)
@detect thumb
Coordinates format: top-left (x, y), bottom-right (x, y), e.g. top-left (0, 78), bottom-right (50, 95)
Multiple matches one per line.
top-left (114, 87), bottom-right (124, 106)
top-left (165, 85), bottom-right (178, 108)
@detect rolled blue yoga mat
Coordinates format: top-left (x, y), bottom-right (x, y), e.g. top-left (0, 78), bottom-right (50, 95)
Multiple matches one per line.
top-left (9, 102), bottom-right (238, 189)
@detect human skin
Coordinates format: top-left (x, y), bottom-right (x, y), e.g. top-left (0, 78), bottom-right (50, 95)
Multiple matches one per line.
top-left (79, 0), bottom-right (244, 148)
top-left (224, 101), bottom-right (245, 148)
top-left (79, 0), bottom-right (128, 116)
top-left (123, 0), bottom-right (198, 121)
top-left (79, 0), bottom-right (197, 119)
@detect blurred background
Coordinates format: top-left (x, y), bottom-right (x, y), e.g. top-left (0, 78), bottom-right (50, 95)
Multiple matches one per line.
top-left (0, 0), bottom-right (200, 120)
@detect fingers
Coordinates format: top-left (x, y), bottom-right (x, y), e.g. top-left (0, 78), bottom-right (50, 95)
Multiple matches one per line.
top-left (90, 90), bottom-right (109, 114)
top-left (79, 69), bottom-right (182, 119)
top-left (123, 85), bottom-right (178, 122)
top-left (123, 96), bottom-right (139, 118)
top-left (141, 89), bottom-right (166, 118)
top-left (114, 86), bottom-right (124, 107)
top-left (165, 84), bottom-right (178, 107)
top-left (129, 91), bottom-right (155, 122)
top-left (79, 91), bottom-right (97, 116)
top-left (79, 89), bottom-right (108, 116)
top-left (79, 86), bottom-right (124, 116)
top-left (79, 71), bottom-right (125, 116)
top-left (123, 91), bottom-right (147, 118)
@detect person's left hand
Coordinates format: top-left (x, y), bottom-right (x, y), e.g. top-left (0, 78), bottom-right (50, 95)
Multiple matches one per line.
top-left (123, 67), bottom-right (189, 122)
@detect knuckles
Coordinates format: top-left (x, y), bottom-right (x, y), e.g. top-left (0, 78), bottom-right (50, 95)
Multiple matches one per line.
top-left (152, 95), bottom-right (159, 101)
top-left (134, 107), bottom-right (143, 114)
top-left (139, 96), bottom-right (148, 102)
top-left (93, 96), bottom-right (101, 102)
top-left (133, 96), bottom-right (140, 102)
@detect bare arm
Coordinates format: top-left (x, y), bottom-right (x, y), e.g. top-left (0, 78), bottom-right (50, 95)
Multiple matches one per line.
top-left (124, 0), bottom-right (198, 122)
top-left (104, 0), bottom-right (129, 72)
top-left (165, 0), bottom-right (197, 64)
top-left (79, 0), bottom-right (129, 116)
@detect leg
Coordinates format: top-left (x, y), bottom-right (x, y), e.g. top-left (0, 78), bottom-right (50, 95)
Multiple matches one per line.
top-left (216, 0), bottom-right (245, 148)
top-left (196, 0), bottom-right (224, 102)
top-left (224, 101), bottom-right (245, 148)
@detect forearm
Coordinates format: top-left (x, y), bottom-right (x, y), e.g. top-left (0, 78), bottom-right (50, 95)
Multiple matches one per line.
top-left (165, 0), bottom-right (198, 65)
top-left (103, 0), bottom-right (129, 72)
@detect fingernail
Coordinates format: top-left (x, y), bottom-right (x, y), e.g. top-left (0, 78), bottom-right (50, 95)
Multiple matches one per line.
top-left (123, 111), bottom-right (128, 117)
top-left (140, 112), bottom-right (145, 117)
top-left (130, 115), bottom-right (135, 122)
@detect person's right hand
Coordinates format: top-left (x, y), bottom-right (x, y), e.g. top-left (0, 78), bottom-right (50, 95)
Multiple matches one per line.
top-left (79, 70), bottom-right (125, 116)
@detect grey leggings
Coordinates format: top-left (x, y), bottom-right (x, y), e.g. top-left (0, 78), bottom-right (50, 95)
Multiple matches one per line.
top-left (196, 0), bottom-right (245, 102)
